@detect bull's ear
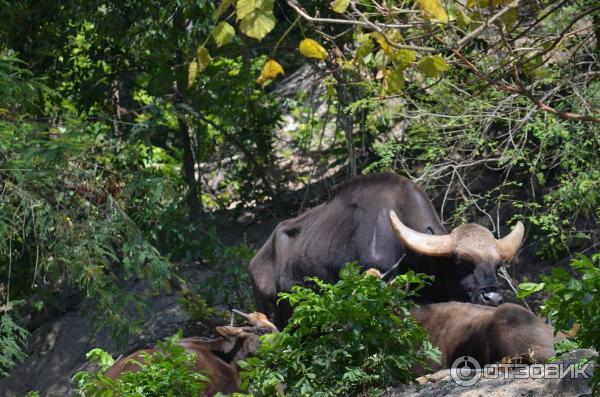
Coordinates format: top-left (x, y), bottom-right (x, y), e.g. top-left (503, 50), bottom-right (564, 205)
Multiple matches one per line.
top-left (215, 326), bottom-right (244, 340)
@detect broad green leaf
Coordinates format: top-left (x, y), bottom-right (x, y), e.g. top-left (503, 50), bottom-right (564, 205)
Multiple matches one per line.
top-left (417, 55), bottom-right (449, 78)
top-left (417, 0), bottom-right (449, 23)
top-left (355, 33), bottom-right (375, 61)
top-left (299, 38), bottom-right (328, 60)
top-left (454, 8), bottom-right (472, 29)
top-left (466, 0), bottom-right (488, 8)
top-left (187, 60), bottom-right (198, 88)
top-left (384, 67), bottom-right (405, 93)
top-left (370, 32), bottom-right (390, 54)
top-left (331, 0), bottom-right (351, 13)
top-left (239, 10), bottom-right (276, 40)
top-left (499, 7), bottom-right (517, 30)
top-left (392, 49), bottom-right (416, 69)
top-left (213, 21), bottom-right (236, 47)
top-left (214, 0), bottom-right (235, 20)
top-left (517, 282), bottom-right (545, 298)
top-left (236, 0), bottom-right (273, 19)
top-left (196, 46), bottom-right (212, 73)
top-left (236, 0), bottom-right (259, 20)
top-left (257, 59), bottom-right (285, 85)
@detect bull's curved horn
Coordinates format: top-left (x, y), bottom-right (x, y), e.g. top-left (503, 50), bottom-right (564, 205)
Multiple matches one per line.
top-left (495, 221), bottom-right (524, 260)
top-left (389, 210), bottom-right (455, 257)
top-left (232, 309), bottom-right (251, 320)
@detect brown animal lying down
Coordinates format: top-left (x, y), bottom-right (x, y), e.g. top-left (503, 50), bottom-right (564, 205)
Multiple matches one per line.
top-left (412, 302), bottom-right (559, 372)
top-left (365, 268), bottom-right (559, 372)
top-left (104, 310), bottom-right (278, 396)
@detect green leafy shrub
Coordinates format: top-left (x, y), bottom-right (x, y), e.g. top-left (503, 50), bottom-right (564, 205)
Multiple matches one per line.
top-left (240, 263), bottom-right (440, 396)
top-left (0, 312), bottom-right (29, 376)
top-left (73, 332), bottom-right (209, 397)
top-left (518, 254), bottom-right (600, 390)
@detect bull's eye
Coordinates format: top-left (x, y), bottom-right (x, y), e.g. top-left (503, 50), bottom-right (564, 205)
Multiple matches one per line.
top-left (495, 262), bottom-right (502, 271)
top-left (457, 258), bottom-right (474, 274)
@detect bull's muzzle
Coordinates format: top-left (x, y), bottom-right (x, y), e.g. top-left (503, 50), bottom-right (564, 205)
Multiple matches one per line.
top-left (479, 291), bottom-right (503, 306)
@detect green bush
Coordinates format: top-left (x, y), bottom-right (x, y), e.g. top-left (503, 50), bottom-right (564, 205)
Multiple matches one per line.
top-left (240, 263), bottom-right (440, 396)
top-left (518, 254), bottom-right (600, 390)
top-left (72, 332), bottom-right (209, 397)
top-left (0, 312), bottom-right (29, 376)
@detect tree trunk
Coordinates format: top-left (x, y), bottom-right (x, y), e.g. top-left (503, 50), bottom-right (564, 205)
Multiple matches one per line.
top-left (178, 115), bottom-right (202, 224)
top-left (333, 70), bottom-right (357, 177)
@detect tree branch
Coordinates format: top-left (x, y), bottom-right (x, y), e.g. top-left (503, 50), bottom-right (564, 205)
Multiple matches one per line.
top-left (452, 49), bottom-right (600, 123)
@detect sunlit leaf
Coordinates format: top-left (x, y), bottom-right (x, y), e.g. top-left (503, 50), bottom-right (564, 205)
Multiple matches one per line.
top-left (238, 9), bottom-right (276, 40)
top-left (187, 60), bottom-right (198, 88)
top-left (370, 32), bottom-right (390, 54)
top-left (331, 0), bottom-right (351, 13)
top-left (417, 55), bottom-right (449, 78)
top-left (417, 0), bottom-right (449, 23)
top-left (236, 0), bottom-right (260, 20)
top-left (466, 0), bottom-right (488, 8)
top-left (384, 67), bottom-right (405, 94)
top-left (196, 46), bottom-right (212, 73)
top-left (391, 49), bottom-right (416, 69)
top-left (499, 7), bottom-right (517, 30)
top-left (257, 59), bottom-right (285, 85)
top-left (355, 33), bottom-right (375, 61)
top-left (299, 38), bottom-right (328, 60)
top-left (517, 282), bottom-right (545, 298)
top-left (213, 21), bottom-right (236, 47)
top-left (454, 8), bottom-right (472, 29)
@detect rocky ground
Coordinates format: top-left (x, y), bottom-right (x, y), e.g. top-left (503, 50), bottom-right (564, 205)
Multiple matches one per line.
top-left (385, 350), bottom-right (596, 397)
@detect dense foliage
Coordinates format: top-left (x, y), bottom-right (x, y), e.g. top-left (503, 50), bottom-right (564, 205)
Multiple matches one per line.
top-left (240, 263), bottom-right (440, 396)
top-left (0, 0), bottom-right (598, 390)
top-left (518, 254), bottom-right (600, 391)
top-left (72, 332), bottom-right (209, 397)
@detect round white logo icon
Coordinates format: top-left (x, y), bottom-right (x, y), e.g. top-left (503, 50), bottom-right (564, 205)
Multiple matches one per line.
top-left (450, 356), bottom-right (482, 386)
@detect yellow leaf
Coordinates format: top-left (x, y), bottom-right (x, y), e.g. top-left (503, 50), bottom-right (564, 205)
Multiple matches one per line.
top-left (236, 0), bottom-right (260, 20)
top-left (239, 10), bottom-right (276, 40)
top-left (383, 67), bottom-right (405, 94)
top-left (236, 0), bottom-right (275, 40)
top-left (417, 55), bottom-right (449, 78)
top-left (213, 21), bottom-right (236, 47)
top-left (466, 0), bottom-right (488, 8)
top-left (370, 32), bottom-right (390, 54)
top-left (188, 60), bottom-right (198, 88)
top-left (499, 7), bottom-right (517, 30)
top-left (257, 59), bottom-right (285, 85)
top-left (417, 0), bottom-right (449, 23)
top-left (331, 0), bottom-right (351, 13)
top-left (454, 8), bottom-right (472, 29)
top-left (196, 46), bottom-right (212, 73)
top-left (391, 49), bottom-right (416, 69)
top-left (299, 38), bottom-right (328, 60)
top-left (355, 33), bottom-right (375, 61)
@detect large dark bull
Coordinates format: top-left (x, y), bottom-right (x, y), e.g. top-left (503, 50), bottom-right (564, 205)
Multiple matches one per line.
top-left (250, 173), bottom-right (524, 327)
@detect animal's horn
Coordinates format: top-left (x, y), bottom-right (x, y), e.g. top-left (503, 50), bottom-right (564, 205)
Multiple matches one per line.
top-left (232, 309), bottom-right (251, 320)
top-left (495, 221), bottom-right (524, 260)
top-left (389, 210), bottom-right (455, 257)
